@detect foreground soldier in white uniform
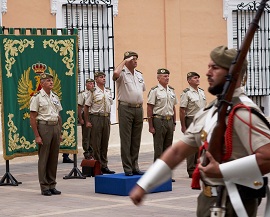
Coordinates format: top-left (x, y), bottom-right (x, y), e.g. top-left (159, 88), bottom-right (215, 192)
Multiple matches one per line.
top-left (130, 46), bottom-right (270, 217)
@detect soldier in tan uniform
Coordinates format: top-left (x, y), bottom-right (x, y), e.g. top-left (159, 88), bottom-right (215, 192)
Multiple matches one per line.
top-left (30, 72), bottom-right (62, 196)
top-left (180, 72), bottom-right (207, 178)
top-left (130, 46), bottom-right (270, 217)
top-left (84, 72), bottom-right (115, 174)
top-left (113, 51), bottom-right (146, 176)
top-left (147, 68), bottom-right (177, 162)
top-left (78, 78), bottom-right (95, 159)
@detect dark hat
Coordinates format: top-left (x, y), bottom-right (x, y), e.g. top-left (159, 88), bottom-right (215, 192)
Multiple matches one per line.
top-left (187, 72), bottom-right (200, 79)
top-left (210, 46), bottom-right (248, 70)
top-left (40, 73), bottom-right (53, 80)
top-left (124, 51), bottom-right (138, 60)
top-left (94, 71), bottom-right (106, 78)
top-left (86, 78), bottom-right (95, 83)
top-left (157, 68), bottom-right (170, 74)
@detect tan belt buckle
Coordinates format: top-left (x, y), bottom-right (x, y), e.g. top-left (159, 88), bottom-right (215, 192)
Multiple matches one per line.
top-left (104, 113), bottom-right (108, 117)
top-left (166, 116), bottom-right (171, 120)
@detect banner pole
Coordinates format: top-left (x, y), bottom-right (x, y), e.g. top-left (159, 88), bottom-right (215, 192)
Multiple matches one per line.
top-left (0, 160), bottom-right (22, 186)
top-left (63, 154), bottom-right (86, 179)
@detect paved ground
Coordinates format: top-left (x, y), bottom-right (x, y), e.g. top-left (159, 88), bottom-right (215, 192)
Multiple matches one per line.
top-left (0, 124), bottom-right (268, 217)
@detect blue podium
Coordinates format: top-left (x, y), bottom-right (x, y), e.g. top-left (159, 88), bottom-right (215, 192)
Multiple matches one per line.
top-left (95, 173), bottom-right (172, 196)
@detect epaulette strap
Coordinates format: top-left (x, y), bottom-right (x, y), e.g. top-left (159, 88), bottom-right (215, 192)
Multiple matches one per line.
top-left (79, 90), bottom-right (85, 93)
top-left (151, 85), bottom-right (158, 90)
top-left (168, 85), bottom-right (174, 90)
top-left (33, 91), bottom-right (40, 96)
top-left (136, 70), bottom-right (142, 74)
top-left (198, 87), bottom-right (204, 91)
top-left (52, 91), bottom-right (58, 96)
top-left (183, 88), bottom-right (190, 93)
top-left (105, 87), bottom-right (111, 90)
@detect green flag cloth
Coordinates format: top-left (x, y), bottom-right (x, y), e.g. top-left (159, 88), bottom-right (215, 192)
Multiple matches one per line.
top-left (0, 35), bottom-right (78, 160)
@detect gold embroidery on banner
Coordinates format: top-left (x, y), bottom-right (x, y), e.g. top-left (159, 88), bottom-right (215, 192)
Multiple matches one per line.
top-left (43, 39), bottom-right (75, 76)
top-left (3, 38), bottom-right (35, 78)
top-left (61, 110), bottom-right (76, 148)
top-left (7, 113), bottom-right (36, 151)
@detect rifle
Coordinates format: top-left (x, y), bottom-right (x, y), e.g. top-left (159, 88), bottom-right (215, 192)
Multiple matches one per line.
top-left (203, 0), bottom-right (269, 166)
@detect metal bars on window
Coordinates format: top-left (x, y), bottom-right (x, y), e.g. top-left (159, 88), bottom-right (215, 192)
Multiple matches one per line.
top-left (63, 2), bottom-right (115, 95)
top-left (232, 1), bottom-right (270, 97)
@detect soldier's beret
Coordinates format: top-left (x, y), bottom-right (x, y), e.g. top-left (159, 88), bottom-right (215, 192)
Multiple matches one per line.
top-left (40, 73), bottom-right (53, 80)
top-left (86, 78), bottom-right (95, 83)
top-left (124, 51), bottom-right (138, 60)
top-left (157, 68), bottom-right (170, 74)
top-left (210, 46), bottom-right (248, 70)
top-left (94, 71), bottom-right (106, 78)
top-left (187, 72), bottom-right (200, 79)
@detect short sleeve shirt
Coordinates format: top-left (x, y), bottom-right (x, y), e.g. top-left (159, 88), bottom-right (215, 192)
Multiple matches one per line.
top-left (85, 86), bottom-right (113, 113)
top-left (30, 88), bottom-right (62, 121)
top-left (147, 83), bottom-right (178, 116)
top-left (180, 86), bottom-right (207, 117)
top-left (180, 88), bottom-right (270, 185)
top-left (78, 89), bottom-right (90, 106)
top-left (115, 65), bottom-right (145, 104)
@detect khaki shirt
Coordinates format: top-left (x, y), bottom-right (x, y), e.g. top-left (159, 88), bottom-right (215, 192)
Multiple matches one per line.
top-left (30, 88), bottom-right (62, 121)
top-left (180, 86), bottom-right (206, 117)
top-left (78, 89), bottom-right (90, 106)
top-left (147, 83), bottom-right (178, 116)
top-left (181, 88), bottom-right (270, 186)
top-left (85, 86), bottom-right (113, 113)
top-left (115, 65), bottom-right (145, 104)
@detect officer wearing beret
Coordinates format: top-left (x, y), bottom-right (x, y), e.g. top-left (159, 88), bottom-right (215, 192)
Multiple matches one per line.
top-left (130, 46), bottom-right (270, 217)
top-left (180, 71), bottom-right (207, 178)
top-left (147, 68), bottom-right (177, 164)
top-left (78, 78), bottom-right (95, 159)
top-left (113, 51), bottom-right (146, 176)
top-left (84, 72), bottom-right (115, 174)
top-left (30, 72), bottom-right (62, 196)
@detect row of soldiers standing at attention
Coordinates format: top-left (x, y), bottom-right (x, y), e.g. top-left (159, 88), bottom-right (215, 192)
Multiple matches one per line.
top-left (78, 50), bottom-right (207, 177)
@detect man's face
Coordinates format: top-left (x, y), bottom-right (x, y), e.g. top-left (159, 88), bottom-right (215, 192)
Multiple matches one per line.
top-left (126, 56), bottom-right (138, 69)
top-left (188, 76), bottom-right (200, 86)
top-left (95, 75), bottom-right (106, 85)
top-left (41, 78), bottom-right (54, 90)
top-left (206, 60), bottom-right (228, 95)
top-left (86, 81), bottom-right (95, 90)
top-left (157, 74), bottom-right (169, 86)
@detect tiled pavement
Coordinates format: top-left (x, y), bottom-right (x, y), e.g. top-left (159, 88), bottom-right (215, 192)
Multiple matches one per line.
top-left (0, 124), bottom-right (268, 217)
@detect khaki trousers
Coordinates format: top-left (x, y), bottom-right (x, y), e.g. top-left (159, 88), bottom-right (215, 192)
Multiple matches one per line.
top-left (118, 104), bottom-right (143, 173)
top-left (37, 123), bottom-right (60, 191)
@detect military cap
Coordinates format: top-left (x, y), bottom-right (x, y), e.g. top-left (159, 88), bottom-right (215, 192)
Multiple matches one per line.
top-left (86, 78), bottom-right (95, 83)
top-left (210, 46), bottom-right (248, 70)
top-left (187, 72), bottom-right (200, 79)
top-left (40, 73), bottom-right (53, 80)
top-left (94, 71), bottom-right (106, 78)
top-left (123, 51), bottom-right (138, 60)
top-left (157, 68), bottom-right (170, 74)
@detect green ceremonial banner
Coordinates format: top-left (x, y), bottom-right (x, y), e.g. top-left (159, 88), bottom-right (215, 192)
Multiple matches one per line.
top-left (0, 34), bottom-right (78, 160)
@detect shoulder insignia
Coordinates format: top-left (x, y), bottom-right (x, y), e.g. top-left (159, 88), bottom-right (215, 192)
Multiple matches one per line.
top-left (90, 87), bottom-right (96, 92)
top-left (168, 85), bottom-right (174, 90)
top-left (122, 69), bottom-right (125, 72)
top-left (33, 91), bottom-right (40, 96)
top-left (183, 88), bottom-right (190, 93)
top-left (105, 87), bottom-right (111, 90)
top-left (136, 70), bottom-right (142, 74)
top-left (198, 87), bottom-right (204, 91)
top-left (79, 90), bottom-right (85, 93)
top-left (52, 91), bottom-right (58, 96)
top-left (151, 85), bottom-right (158, 90)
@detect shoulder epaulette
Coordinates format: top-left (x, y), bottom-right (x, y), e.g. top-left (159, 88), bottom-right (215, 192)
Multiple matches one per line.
top-left (136, 70), bottom-right (142, 74)
top-left (52, 91), bottom-right (58, 96)
top-left (183, 88), bottom-right (190, 93)
top-left (105, 87), bottom-right (111, 90)
top-left (198, 87), bottom-right (204, 91)
top-left (122, 69), bottom-right (125, 72)
top-left (90, 88), bottom-right (96, 92)
top-left (33, 91), bottom-right (40, 96)
top-left (168, 85), bottom-right (174, 90)
top-left (151, 85), bottom-right (158, 90)
top-left (79, 90), bottom-right (85, 93)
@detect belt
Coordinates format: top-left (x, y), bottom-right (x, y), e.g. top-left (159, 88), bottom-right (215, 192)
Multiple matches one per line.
top-left (153, 114), bottom-right (173, 120)
top-left (202, 184), bottom-right (218, 197)
top-left (119, 101), bottom-right (142, 108)
top-left (90, 112), bottom-right (110, 117)
top-left (38, 120), bottom-right (59, 126)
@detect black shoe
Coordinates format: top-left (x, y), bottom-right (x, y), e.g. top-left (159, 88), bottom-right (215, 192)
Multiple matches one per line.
top-left (41, 190), bottom-right (52, 196)
top-left (63, 158), bottom-right (74, 163)
top-left (101, 167), bottom-right (115, 174)
top-left (49, 188), bottom-right (61, 195)
top-left (125, 172), bottom-right (133, 176)
top-left (133, 170), bottom-right (144, 175)
top-left (172, 179), bottom-right (176, 182)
